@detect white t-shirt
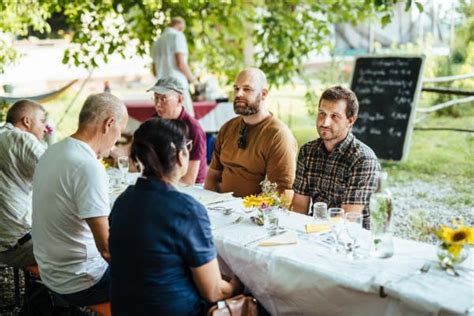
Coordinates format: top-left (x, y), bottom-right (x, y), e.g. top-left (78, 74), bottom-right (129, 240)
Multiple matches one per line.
top-left (0, 123), bottom-right (45, 251)
top-left (32, 137), bottom-right (110, 294)
top-left (151, 27), bottom-right (189, 85)
top-left (151, 27), bottom-right (194, 116)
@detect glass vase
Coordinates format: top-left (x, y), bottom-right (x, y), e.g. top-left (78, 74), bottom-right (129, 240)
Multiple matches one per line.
top-left (437, 242), bottom-right (469, 268)
top-left (369, 172), bottom-right (394, 258)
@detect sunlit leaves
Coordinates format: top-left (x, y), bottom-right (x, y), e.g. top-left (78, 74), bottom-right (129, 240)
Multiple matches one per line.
top-left (0, 0), bottom-right (416, 82)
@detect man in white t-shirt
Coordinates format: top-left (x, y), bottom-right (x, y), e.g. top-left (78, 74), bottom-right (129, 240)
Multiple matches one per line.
top-left (32, 93), bottom-right (128, 306)
top-left (151, 17), bottom-right (195, 116)
top-left (0, 100), bottom-right (46, 268)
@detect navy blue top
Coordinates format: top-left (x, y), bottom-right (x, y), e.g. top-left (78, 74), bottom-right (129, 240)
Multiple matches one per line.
top-left (109, 178), bottom-right (216, 316)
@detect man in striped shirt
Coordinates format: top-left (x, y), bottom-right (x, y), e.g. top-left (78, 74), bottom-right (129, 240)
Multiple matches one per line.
top-left (0, 100), bottom-right (46, 267)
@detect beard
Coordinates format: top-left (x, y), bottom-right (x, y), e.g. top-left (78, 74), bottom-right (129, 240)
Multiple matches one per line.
top-left (233, 95), bottom-right (261, 116)
top-left (317, 125), bottom-right (337, 141)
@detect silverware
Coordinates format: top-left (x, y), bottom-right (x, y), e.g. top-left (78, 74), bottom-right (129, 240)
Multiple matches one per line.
top-left (213, 215), bottom-right (243, 231)
top-left (440, 258), bottom-right (460, 277)
top-left (208, 206), bottom-right (233, 215)
top-left (419, 263), bottom-right (431, 274)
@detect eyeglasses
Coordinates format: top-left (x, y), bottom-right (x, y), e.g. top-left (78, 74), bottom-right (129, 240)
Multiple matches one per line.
top-left (237, 124), bottom-right (248, 149)
top-left (185, 140), bottom-right (193, 152)
top-left (152, 94), bottom-right (173, 104)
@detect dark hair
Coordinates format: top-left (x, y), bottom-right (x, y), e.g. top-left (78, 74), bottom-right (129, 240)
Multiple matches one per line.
top-left (131, 118), bottom-right (188, 180)
top-left (6, 99), bottom-right (45, 124)
top-left (319, 86), bottom-right (359, 118)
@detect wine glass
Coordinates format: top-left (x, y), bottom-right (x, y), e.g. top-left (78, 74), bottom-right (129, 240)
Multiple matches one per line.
top-left (328, 208), bottom-right (345, 252)
top-left (117, 156), bottom-right (129, 185)
top-left (345, 212), bottom-right (363, 259)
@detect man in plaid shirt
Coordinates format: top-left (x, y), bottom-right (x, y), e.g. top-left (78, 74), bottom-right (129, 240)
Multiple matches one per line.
top-left (292, 86), bottom-right (380, 228)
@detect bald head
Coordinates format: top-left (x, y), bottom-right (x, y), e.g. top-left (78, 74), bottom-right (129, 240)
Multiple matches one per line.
top-left (6, 99), bottom-right (45, 125)
top-left (233, 68), bottom-right (269, 117)
top-left (235, 68), bottom-right (268, 92)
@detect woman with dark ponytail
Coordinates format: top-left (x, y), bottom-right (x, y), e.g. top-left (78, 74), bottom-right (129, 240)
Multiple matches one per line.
top-left (109, 118), bottom-right (241, 316)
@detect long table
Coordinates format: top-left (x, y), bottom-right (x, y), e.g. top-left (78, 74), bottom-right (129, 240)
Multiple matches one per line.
top-left (184, 190), bottom-right (474, 316)
top-left (109, 176), bottom-right (474, 316)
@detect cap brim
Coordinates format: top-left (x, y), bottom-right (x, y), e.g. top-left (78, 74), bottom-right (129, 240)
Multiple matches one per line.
top-left (146, 86), bottom-right (176, 94)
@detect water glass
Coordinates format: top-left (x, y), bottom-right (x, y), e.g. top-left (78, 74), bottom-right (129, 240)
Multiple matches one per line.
top-left (328, 208), bottom-right (345, 252)
top-left (313, 202), bottom-right (328, 222)
top-left (117, 156), bottom-right (129, 184)
top-left (345, 212), bottom-right (363, 259)
top-left (264, 207), bottom-right (280, 236)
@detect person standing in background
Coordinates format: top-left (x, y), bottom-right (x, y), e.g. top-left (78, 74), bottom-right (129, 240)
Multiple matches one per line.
top-left (151, 17), bottom-right (195, 117)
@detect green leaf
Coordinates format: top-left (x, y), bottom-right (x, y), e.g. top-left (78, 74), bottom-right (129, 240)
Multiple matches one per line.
top-left (404, 0), bottom-right (413, 11)
top-left (381, 14), bottom-right (392, 27)
top-left (415, 2), bottom-right (424, 13)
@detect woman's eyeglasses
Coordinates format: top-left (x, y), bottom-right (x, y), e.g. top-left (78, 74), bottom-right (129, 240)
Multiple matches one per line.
top-left (237, 124), bottom-right (248, 149)
top-left (185, 140), bottom-right (193, 152)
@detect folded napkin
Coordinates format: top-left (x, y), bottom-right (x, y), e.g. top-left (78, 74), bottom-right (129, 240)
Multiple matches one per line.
top-left (305, 223), bottom-right (330, 233)
top-left (178, 186), bottom-right (235, 205)
top-left (258, 231), bottom-right (298, 247)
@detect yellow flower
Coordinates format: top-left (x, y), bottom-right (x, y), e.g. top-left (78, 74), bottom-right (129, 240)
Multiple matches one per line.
top-left (466, 227), bottom-right (474, 244)
top-left (243, 195), bottom-right (263, 208)
top-left (451, 227), bottom-right (474, 245)
top-left (446, 243), bottom-right (463, 258)
top-left (99, 159), bottom-right (111, 170)
top-left (437, 226), bottom-right (456, 242)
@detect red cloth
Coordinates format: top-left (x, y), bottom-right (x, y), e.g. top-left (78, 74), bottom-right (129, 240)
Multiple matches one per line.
top-left (192, 101), bottom-right (218, 120)
top-left (124, 100), bottom-right (218, 122)
top-left (124, 100), bottom-right (156, 122)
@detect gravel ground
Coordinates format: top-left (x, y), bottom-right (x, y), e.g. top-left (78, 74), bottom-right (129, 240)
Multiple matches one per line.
top-left (1, 180), bottom-right (472, 315)
top-left (391, 180), bottom-right (474, 243)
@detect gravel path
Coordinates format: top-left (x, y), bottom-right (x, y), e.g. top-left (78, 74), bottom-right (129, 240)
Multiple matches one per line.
top-left (391, 180), bottom-right (474, 243)
top-left (1, 180), bottom-right (472, 315)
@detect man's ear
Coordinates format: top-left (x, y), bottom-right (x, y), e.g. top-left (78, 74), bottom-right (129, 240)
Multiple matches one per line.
top-left (103, 116), bottom-right (116, 134)
top-left (260, 88), bottom-right (269, 101)
top-left (22, 116), bottom-right (32, 129)
top-left (178, 94), bottom-right (184, 104)
top-left (347, 115), bottom-right (356, 127)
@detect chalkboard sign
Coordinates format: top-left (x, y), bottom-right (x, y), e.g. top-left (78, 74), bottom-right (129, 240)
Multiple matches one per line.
top-left (350, 56), bottom-right (425, 161)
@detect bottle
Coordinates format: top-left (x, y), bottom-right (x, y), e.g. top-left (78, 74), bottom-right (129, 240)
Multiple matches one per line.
top-left (104, 80), bottom-right (111, 93)
top-left (369, 171), bottom-right (394, 258)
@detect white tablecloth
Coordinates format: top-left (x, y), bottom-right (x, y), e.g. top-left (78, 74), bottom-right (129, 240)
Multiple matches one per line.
top-left (108, 177), bottom-right (474, 315)
top-left (197, 102), bottom-right (236, 133)
top-left (202, 197), bottom-right (474, 316)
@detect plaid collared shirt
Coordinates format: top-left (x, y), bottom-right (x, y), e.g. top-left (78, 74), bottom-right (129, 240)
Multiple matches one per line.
top-left (293, 133), bottom-right (380, 227)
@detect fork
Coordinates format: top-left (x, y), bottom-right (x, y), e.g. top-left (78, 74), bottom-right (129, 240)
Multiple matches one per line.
top-left (213, 215), bottom-right (243, 230)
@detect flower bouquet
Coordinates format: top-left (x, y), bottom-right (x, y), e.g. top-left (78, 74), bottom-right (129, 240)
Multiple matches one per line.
top-left (433, 219), bottom-right (473, 273)
top-left (243, 179), bottom-right (289, 226)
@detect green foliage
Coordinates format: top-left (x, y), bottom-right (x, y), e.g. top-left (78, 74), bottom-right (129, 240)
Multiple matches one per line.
top-left (0, 0), bottom-right (53, 72)
top-left (0, 0), bottom-right (410, 84)
top-left (429, 0), bottom-right (474, 117)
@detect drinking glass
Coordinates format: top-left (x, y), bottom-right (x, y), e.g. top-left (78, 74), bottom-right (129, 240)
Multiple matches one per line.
top-left (117, 156), bottom-right (129, 185)
top-left (328, 208), bottom-right (345, 252)
top-left (313, 202), bottom-right (328, 222)
top-left (264, 207), bottom-right (280, 236)
top-left (345, 212), bottom-right (363, 259)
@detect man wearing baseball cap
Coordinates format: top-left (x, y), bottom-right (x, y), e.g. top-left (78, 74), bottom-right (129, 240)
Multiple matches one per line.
top-left (148, 77), bottom-right (207, 185)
